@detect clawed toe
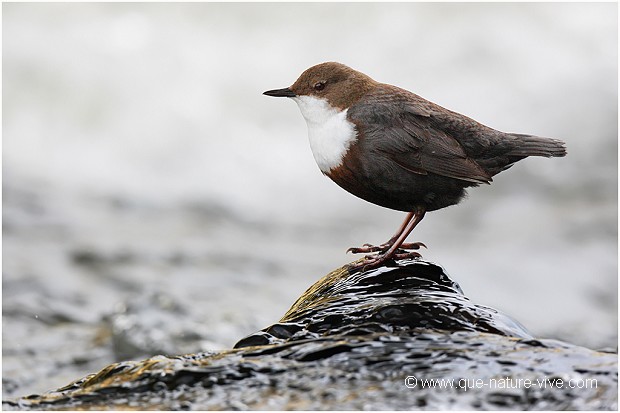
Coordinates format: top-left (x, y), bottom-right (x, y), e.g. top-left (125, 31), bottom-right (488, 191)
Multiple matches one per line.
top-left (392, 250), bottom-right (423, 259)
top-left (346, 207), bottom-right (427, 271)
top-left (347, 241), bottom-right (426, 255)
top-left (347, 244), bottom-right (385, 254)
top-left (399, 242), bottom-right (427, 250)
top-left (346, 242), bottom-right (426, 272)
top-left (348, 249), bottom-right (422, 272)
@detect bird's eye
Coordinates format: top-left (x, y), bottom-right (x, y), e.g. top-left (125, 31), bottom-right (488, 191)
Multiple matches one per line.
top-left (313, 81), bottom-right (326, 91)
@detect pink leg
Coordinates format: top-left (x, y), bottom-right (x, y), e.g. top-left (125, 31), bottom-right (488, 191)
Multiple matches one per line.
top-left (347, 208), bottom-right (426, 254)
top-left (348, 205), bottom-right (427, 271)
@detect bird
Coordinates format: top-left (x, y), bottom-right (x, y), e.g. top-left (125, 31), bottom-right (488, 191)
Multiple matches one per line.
top-left (264, 62), bottom-right (566, 269)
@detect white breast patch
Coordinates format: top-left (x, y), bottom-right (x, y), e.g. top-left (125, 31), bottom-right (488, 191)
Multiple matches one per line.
top-left (292, 96), bottom-right (358, 173)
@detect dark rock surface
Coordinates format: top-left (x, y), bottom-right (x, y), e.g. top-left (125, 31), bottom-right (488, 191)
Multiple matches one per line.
top-left (4, 259), bottom-right (617, 410)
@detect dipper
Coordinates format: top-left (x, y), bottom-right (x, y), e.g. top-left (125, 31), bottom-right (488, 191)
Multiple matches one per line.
top-left (264, 62), bottom-right (566, 268)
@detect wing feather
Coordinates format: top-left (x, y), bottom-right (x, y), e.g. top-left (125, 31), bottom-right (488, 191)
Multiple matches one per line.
top-left (349, 97), bottom-right (492, 184)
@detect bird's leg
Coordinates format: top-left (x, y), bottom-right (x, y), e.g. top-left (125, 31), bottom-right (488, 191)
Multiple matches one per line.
top-left (347, 209), bottom-right (425, 254)
top-left (375, 205), bottom-right (426, 257)
top-left (348, 206), bottom-right (427, 271)
top-left (347, 212), bottom-right (415, 254)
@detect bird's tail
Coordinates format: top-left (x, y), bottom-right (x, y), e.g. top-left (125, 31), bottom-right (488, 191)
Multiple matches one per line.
top-left (505, 134), bottom-right (567, 158)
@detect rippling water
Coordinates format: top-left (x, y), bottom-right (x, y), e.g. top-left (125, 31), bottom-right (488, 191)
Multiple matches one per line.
top-left (8, 260), bottom-right (616, 410)
top-left (3, 2), bottom-right (617, 399)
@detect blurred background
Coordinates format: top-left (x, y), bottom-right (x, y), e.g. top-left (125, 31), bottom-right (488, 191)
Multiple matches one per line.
top-left (3, 2), bottom-right (617, 398)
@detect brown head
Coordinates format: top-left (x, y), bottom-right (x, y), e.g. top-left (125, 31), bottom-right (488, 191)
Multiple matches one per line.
top-left (264, 62), bottom-right (377, 111)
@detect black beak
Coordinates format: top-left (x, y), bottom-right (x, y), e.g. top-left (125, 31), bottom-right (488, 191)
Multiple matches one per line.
top-left (263, 88), bottom-right (296, 98)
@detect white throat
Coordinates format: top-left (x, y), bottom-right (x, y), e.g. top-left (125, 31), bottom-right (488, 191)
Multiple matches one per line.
top-left (291, 95), bottom-right (357, 173)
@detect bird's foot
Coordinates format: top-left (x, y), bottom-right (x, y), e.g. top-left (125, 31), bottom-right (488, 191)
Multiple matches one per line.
top-left (347, 248), bottom-right (424, 272)
top-left (347, 242), bottom-right (426, 254)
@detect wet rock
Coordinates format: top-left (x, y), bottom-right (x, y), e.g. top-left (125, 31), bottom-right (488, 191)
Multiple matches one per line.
top-left (235, 259), bottom-right (531, 348)
top-left (4, 259), bottom-right (617, 410)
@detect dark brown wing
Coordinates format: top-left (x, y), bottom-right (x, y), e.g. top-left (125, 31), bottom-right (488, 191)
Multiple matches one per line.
top-left (348, 92), bottom-right (493, 184)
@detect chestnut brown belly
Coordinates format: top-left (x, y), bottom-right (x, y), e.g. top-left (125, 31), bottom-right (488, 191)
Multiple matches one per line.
top-left (327, 160), bottom-right (476, 212)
